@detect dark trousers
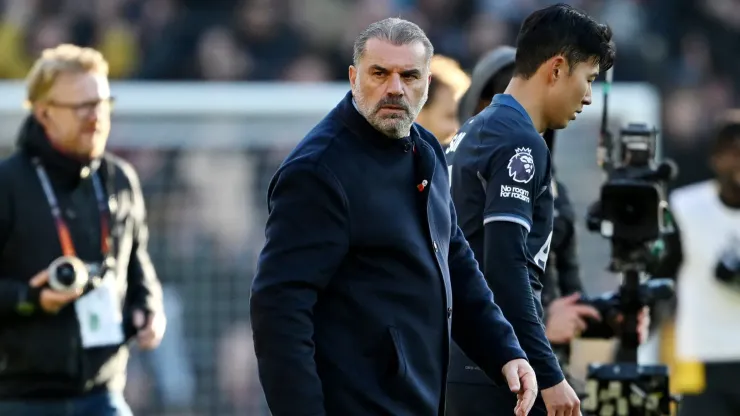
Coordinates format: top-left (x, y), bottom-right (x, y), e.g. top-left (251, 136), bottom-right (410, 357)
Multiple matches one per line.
top-left (446, 382), bottom-right (549, 416)
top-left (0, 390), bottom-right (132, 416)
top-left (679, 362), bottom-right (740, 416)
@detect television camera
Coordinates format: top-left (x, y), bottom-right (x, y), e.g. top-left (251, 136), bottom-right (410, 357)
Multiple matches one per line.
top-left (581, 68), bottom-right (680, 416)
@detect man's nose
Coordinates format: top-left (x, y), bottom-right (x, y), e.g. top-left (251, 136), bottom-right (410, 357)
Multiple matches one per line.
top-left (385, 73), bottom-right (404, 95)
top-left (583, 87), bottom-right (593, 105)
top-left (84, 109), bottom-right (99, 123)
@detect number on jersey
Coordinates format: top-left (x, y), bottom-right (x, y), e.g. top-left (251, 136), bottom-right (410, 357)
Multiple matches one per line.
top-left (446, 132), bottom-right (466, 154)
top-left (446, 132), bottom-right (467, 187)
top-left (534, 231), bottom-right (553, 270)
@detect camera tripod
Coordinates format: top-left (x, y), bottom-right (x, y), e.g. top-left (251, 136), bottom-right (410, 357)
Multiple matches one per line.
top-left (581, 265), bottom-right (680, 416)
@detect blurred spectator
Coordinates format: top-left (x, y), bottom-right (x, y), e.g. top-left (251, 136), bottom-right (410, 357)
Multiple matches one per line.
top-left (282, 52), bottom-right (332, 82)
top-left (416, 54), bottom-right (470, 146)
top-left (232, 0), bottom-right (304, 80)
top-left (195, 26), bottom-right (252, 80)
top-left (216, 322), bottom-right (266, 415)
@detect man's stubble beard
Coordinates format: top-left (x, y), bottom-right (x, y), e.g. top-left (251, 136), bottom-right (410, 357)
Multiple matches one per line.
top-left (354, 86), bottom-right (428, 139)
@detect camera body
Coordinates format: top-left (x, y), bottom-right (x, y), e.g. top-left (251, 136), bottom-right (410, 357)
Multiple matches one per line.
top-left (578, 278), bottom-right (675, 337)
top-left (587, 122), bottom-right (675, 255)
top-left (582, 121), bottom-right (679, 415)
top-left (47, 256), bottom-right (105, 294)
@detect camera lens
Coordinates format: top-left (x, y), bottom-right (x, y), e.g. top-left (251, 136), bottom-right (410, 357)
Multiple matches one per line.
top-left (56, 263), bottom-right (77, 286)
top-left (614, 201), bottom-right (645, 226)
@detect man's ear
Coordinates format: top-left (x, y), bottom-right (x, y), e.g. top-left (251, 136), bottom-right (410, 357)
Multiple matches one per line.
top-left (549, 56), bottom-right (567, 83)
top-left (348, 65), bottom-right (357, 90)
top-left (31, 104), bottom-right (47, 125)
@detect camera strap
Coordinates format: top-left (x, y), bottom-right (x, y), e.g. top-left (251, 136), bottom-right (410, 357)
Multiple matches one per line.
top-left (31, 157), bottom-right (111, 258)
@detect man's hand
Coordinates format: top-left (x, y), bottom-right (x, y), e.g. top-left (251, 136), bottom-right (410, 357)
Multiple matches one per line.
top-left (132, 309), bottom-right (166, 350)
top-left (502, 358), bottom-right (538, 416)
top-left (545, 292), bottom-right (601, 344)
top-left (29, 269), bottom-right (82, 314)
top-left (541, 379), bottom-right (580, 416)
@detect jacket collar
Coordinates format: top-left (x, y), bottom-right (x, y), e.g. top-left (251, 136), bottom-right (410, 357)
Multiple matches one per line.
top-left (16, 115), bottom-right (101, 187)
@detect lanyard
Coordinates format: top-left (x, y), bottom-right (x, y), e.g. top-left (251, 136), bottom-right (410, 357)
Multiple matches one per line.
top-left (32, 158), bottom-right (111, 258)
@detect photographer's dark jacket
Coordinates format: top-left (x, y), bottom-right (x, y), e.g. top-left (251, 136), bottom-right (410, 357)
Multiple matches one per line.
top-left (0, 116), bottom-right (162, 399)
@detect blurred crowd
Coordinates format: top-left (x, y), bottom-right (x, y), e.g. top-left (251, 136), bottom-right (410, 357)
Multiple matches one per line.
top-left (1, 0), bottom-right (738, 183)
top-left (1, 0), bottom-right (739, 415)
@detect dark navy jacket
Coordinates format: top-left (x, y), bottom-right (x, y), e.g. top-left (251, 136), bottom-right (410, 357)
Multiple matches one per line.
top-left (250, 91), bottom-right (525, 416)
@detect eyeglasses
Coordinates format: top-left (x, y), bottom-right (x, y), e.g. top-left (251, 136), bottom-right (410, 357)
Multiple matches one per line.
top-left (47, 97), bottom-right (116, 117)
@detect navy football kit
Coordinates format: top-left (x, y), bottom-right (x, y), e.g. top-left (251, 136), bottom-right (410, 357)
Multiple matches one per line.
top-left (446, 94), bottom-right (564, 391)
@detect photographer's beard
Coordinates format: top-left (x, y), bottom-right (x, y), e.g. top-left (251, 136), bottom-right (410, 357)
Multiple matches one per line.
top-left (354, 87), bottom-right (427, 139)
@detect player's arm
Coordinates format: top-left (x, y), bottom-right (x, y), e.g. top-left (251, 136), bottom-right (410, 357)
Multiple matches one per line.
top-left (250, 162), bottom-right (349, 416)
top-left (645, 200), bottom-right (684, 334)
top-left (447, 197), bottom-right (528, 384)
top-left (481, 131), bottom-right (564, 389)
top-left (651, 207), bottom-right (683, 280)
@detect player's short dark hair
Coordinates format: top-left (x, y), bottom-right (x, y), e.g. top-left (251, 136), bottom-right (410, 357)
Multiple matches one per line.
top-left (513, 3), bottom-right (615, 79)
top-left (713, 111), bottom-right (740, 155)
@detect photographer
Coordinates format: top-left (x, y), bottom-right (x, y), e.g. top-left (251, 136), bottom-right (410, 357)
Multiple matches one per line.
top-left (658, 112), bottom-right (740, 416)
top-left (0, 44), bottom-right (164, 414)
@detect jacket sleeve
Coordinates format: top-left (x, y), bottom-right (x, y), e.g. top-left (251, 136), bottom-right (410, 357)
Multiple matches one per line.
top-left (0, 166), bottom-right (41, 319)
top-left (447, 199), bottom-right (528, 384)
top-left (122, 163), bottom-right (163, 316)
top-left (250, 162), bottom-right (350, 416)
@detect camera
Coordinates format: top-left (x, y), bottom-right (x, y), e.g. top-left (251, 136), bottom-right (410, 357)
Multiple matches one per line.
top-left (578, 278), bottom-right (675, 335)
top-left (582, 121), bottom-right (678, 415)
top-left (581, 69), bottom-right (680, 415)
top-left (586, 122), bottom-right (678, 253)
top-left (48, 256), bottom-right (106, 294)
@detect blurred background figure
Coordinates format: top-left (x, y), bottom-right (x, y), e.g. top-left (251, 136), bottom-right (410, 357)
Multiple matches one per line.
top-left (0, 43), bottom-right (164, 416)
top-left (415, 54), bottom-right (470, 147)
top-left (655, 111), bottom-right (740, 416)
top-left (0, 0), bottom-right (737, 415)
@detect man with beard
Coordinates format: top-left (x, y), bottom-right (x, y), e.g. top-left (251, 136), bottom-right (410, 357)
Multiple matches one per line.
top-left (250, 17), bottom-right (537, 416)
top-left (656, 111), bottom-right (740, 416)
